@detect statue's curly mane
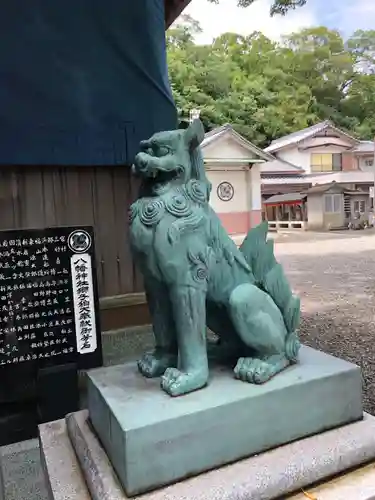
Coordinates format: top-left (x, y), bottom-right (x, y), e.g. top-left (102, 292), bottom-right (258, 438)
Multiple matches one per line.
top-left (136, 143), bottom-right (213, 245)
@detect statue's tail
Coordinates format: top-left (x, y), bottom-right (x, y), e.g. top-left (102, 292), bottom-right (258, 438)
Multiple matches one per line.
top-left (239, 221), bottom-right (300, 361)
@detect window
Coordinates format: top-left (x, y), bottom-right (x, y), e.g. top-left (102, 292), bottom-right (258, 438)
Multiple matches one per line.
top-left (364, 159), bottom-right (374, 167)
top-left (354, 200), bottom-right (366, 213)
top-left (324, 194), bottom-right (341, 213)
top-left (311, 153), bottom-right (342, 172)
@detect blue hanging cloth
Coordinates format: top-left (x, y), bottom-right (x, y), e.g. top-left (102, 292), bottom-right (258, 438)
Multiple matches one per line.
top-left (0, 0), bottom-right (177, 165)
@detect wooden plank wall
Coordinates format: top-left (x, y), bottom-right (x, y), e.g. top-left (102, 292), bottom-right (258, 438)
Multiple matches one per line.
top-left (0, 166), bottom-right (143, 298)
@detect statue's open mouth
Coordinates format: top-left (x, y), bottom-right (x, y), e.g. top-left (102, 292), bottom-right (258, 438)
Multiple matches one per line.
top-left (133, 165), bottom-right (180, 184)
top-left (146, 169), bottom-right (179, 183)
top-left (133, 151), bottom-right (182, 184)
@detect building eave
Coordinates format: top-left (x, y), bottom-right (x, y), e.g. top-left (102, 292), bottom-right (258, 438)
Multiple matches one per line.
top-left (165, 0), bottom-right (191, 28)
top-left (261, 157), bottom-right (304, 175)
top-left (298, 143), bottom-right (353, 151)
top-left (261, 170), bottom-right (304, 176)
top-left (204, 158), bottom-right (265, 163)
top-left (353, 150), bottom-right (374, 156)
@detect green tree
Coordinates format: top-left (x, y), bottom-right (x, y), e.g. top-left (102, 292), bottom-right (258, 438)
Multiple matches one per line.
top-left (342, 30), bottom-right (375, 138)
top-left (167, 17), bottom-right (375, 145)
top-left (347, 30), bottom-right (375, 74)
top-left (207, 0), bottom-right (307, 16)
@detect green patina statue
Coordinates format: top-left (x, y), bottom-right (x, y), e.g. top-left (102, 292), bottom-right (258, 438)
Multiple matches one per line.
top-left (129, 119), bottom-right (301, 397)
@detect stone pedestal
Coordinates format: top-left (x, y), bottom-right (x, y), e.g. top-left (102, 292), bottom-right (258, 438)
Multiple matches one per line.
top-left (86, 346), bottom-right (362, 496)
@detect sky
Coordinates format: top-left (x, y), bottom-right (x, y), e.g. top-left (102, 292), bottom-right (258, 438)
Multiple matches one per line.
top-left (183, 0), bottom-right (375, 44)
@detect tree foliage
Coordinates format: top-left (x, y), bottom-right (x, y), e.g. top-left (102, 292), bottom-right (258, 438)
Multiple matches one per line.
top-left (167, 18), bottom-right (375, 146)
top-left (207, 0), bottom-right (307, 16)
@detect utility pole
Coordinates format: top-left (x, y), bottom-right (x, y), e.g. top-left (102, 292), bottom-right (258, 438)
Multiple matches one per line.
top-left (372, 135), bottom-right (375, 226)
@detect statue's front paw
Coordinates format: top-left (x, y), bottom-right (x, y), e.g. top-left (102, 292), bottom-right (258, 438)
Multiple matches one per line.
top-left (137, 351), bottom-right (177, 378)
top-left (161, 368), bottom-right (208, 397)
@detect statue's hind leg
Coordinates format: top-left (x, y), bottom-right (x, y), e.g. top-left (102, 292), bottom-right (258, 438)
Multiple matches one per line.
top-left (233, 354), bottom-right (290, 384)
top-left (206, 300), bottom-right (250, 364)
top-left (228, 283), bottom-right (292, 384)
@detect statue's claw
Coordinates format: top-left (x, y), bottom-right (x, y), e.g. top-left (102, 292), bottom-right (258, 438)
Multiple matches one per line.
top-left (161, 367), bottom-right (208, 397)
top-left (137, 351), bottom-right (177, 378)
top-left (234, 356), bottom-right (289, 384)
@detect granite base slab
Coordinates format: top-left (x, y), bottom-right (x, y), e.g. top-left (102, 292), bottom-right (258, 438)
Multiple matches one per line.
top-left (38, 420), bottom-right (91, 500)
top-left (39, 411), bottom-right (375, 500)
top-left (0, 449), bottom-right (3, 500)
top-left (286, 460), bottom-right (375, 500)
top-left (86, 346), bottom-right (363, 496)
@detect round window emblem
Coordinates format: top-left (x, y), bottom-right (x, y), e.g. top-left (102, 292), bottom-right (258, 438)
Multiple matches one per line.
top-left (68, 230), bottom-right (92, 253)
top-left (217, 181), bottom-right (234, 202)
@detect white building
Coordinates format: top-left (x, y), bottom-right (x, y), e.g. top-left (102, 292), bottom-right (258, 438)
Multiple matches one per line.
top-left (262, 121), bottom-right (374, 195)
top-left (200, 124), bottom-right (271, 236)
top-left (199, 121), bottom-right (375, 234)
top-left (261, 121), bottom-right (374, 229)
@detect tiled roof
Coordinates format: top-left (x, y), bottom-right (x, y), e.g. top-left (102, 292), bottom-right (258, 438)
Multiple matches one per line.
top-left (264, 121), bottom-right (331, 153)
top-left (264, 121), bottom-right (359, 153)
top-left (261, 158), bottom-right (304, 174)
top-left (261, 170), bottom-right (374, 186)
top-left (262, 175), bottom-right (311, 185)
top-left (304, 182), bottom-right (343, 194)
top-left (319, 171), bottom-right (374, 184)
top-left (202, 124), bottom-right (272, 161)
top-left (201, 124), bottom-right (232, 147)
top-left (264, 192), bottom-right (306, 204)
top-left (305, 182), bottom-right (366, 195)
top-left (351, 141), bottom-right (374, 153)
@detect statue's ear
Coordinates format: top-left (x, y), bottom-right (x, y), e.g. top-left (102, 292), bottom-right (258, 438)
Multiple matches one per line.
top-left (184, 119), bottom-right (205, 149)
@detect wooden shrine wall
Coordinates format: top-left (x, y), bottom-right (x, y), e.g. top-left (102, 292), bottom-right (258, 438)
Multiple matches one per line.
top-left (0, 166), bottom-right (149, 329)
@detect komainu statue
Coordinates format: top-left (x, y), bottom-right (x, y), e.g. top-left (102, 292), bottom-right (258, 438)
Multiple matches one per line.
top-left (129, 119), bottom-right (301, 397)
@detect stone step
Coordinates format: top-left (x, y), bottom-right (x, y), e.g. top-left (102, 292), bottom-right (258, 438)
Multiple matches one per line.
top-left (39, 410), bottom-right (375, 500)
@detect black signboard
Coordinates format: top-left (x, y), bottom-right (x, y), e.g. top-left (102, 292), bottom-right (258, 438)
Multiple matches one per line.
top-left (0, 226), bottom-right (103, 445)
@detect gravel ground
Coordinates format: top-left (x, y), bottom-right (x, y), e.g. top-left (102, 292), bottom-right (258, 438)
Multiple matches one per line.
top-left (1, 230), bottom-right (374, 500)
top-left (274, 231), bottom-right (375, 415)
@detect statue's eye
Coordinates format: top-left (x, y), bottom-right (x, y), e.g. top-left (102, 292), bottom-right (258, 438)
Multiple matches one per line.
top-left (157, 146), bottom-right (170, 157)
top-left (146, 148), bottom-right (154, 156)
